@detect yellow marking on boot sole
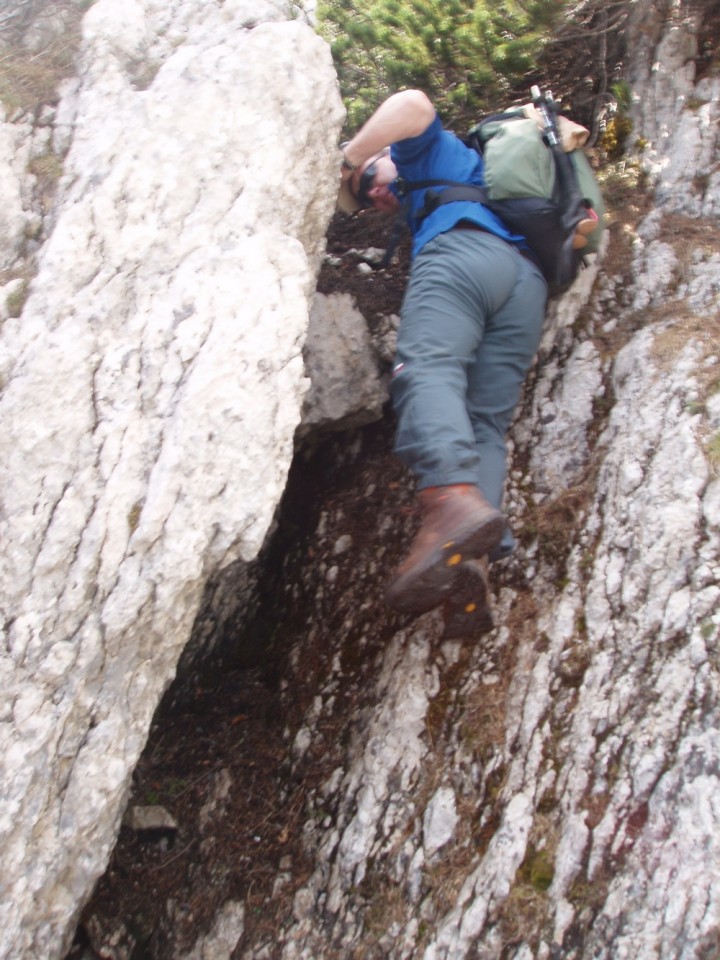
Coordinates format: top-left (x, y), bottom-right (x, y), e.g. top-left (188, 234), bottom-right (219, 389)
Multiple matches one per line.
top-left (465, 603), bottom-right (477, 613)
top-left (446, 553), bottom-right (463, 567)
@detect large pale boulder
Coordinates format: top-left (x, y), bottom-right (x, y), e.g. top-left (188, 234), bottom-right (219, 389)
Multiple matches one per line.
top-left (0, 1), bottom-right (343, 957)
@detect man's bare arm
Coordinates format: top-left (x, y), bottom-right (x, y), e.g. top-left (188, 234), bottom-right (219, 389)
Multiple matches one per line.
top-left (341, 89), bottom-right (435, 170)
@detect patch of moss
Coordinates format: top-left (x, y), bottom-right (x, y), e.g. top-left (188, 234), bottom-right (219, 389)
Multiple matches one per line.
top-left (687, 97), bottom-right (711, 111)
top-left (28, 152), bottom-right (64, 182)
top-left (517, 844), bottom-right (555, 893)
top-left (496, 880), bottom-right (548, 950)
top-left (707, 432), bottom-right (720, 468)
top-left (127, 501), bottom-right (143, 533)
top-left (6, 281), bottom-right (29, 319)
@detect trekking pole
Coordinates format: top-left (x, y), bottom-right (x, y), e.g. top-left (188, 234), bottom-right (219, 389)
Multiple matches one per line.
top-left (531, 85), bottom-right (561, 148)
top-left (531, 85), bottom-right (590, 284)
top-left (531, 84), bottom-right (580, 211)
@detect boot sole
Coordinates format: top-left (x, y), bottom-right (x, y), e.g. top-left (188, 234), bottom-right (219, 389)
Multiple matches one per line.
top-left (442, 561), bottom-right (493, 640)
top-left (385, 513), bottom-right (505, 614)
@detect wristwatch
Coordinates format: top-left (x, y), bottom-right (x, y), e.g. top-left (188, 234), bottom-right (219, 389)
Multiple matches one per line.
top-left (340, 141), bottom-right (358, 172)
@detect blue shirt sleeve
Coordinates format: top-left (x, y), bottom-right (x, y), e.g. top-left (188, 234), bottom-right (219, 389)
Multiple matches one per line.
top-left (390, 113), bottom-right (527, 258)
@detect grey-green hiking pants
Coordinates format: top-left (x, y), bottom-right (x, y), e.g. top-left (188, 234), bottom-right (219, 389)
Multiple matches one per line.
top-left (391, 227), bottom-right (547, 559)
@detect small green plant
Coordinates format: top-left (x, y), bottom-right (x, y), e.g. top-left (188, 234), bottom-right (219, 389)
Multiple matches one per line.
top-left (28, 152), bottom-right (63, 179)
top-left (707, 432), bottom-right (720, 468)
top-left (6, 281), bottom-right (29, 318)
top-left (127, 59), bottom-right (162, 91)
top-left (28, 152), bottom-right (64, 189)
top-left (599, 80), bottom-right (633, 161)
top-left (127, 501), bottom-right (143, 532)
top-left (165, 777), bottom-right (188, 797)
top-left (517, 843), bottom-right (555, 892)
top-left (610, 79), bottom-right (631, 112)
top-left (528, 848), bottom-right (554, 892)
top-left (497, 878), bottom-right (548, 947)
top-left (687, 97), bottom-right (710, 111)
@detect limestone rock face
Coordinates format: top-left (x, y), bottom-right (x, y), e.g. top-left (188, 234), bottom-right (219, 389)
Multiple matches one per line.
top-left (0, 2), bottom-right (343, 958)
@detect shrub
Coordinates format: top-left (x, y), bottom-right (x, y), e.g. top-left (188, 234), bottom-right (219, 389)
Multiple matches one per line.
top-left (319, 0), bottom-right (569, 130)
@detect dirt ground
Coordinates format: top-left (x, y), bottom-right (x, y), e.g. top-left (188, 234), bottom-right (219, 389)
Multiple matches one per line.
top-left (318, 207), bottom-right (413, 325)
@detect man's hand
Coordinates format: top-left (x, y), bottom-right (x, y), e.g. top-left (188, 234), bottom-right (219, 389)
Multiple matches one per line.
top-left (339, 160), bottom-right (355, 199)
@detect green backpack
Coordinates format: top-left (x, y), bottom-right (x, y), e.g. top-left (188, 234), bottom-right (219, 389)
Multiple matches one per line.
top-left (402, 89), bottom-right (606, 293)
top-left (473, 107), bottom-right (605, 256)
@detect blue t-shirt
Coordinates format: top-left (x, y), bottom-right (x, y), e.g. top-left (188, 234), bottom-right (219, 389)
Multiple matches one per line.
top-left (391, 114), bottom-right (526, 259)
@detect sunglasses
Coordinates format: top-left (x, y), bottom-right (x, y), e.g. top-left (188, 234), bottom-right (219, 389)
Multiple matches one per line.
top-left (353, 162), bottom-right (379, 207)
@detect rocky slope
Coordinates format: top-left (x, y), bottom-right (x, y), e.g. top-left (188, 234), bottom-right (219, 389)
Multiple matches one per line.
top-left (2, 0), bottom-right (719, 959)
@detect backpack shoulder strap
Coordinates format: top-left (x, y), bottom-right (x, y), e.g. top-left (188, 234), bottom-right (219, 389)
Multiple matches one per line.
top-left (396, 176), bottom-right (471, 195)
top-left (423, 184), bottom-right (489, 211)
top-left (396, 178), bottom-right (490, 224)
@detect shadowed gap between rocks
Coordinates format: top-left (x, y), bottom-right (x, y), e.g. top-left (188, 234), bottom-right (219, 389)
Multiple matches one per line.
top-left (67, 412), bottom-right (416, 960)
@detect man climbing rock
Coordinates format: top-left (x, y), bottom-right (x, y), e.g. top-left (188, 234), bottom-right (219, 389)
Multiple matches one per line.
top-left (338, 89), bottom-right (547, 638)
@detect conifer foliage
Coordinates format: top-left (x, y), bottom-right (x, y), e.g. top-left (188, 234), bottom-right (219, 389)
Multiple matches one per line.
top-left (319, 0), bottom-right (569, 129)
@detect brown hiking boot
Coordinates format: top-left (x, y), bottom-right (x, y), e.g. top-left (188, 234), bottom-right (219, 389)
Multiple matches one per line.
top-left (384, 484), bottom-right (505, 614)
top-left (441, 557), bottom-right (494, 640)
